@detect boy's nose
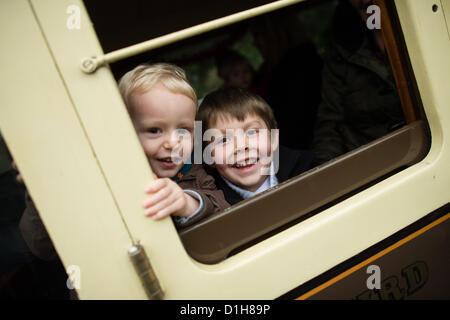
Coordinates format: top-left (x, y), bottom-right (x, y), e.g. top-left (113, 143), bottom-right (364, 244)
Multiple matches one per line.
top-left (163, 133), bottom-right (179, 149)
top-left (234, 134), bottom-right (249, 154)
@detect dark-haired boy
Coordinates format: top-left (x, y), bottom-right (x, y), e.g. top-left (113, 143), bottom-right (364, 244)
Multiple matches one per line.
top-left (198, 87), bottom-right (316, 205)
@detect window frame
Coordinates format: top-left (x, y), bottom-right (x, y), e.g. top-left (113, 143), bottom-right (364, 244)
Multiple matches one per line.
top-left (178, 0), bottom-right (434, 263)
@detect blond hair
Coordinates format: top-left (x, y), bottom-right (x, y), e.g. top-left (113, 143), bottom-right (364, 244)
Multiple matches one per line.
top-left (118, 63), bottom-right (197, 111)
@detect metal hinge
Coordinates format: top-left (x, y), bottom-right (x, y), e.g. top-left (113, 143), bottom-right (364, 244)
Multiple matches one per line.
top-left (128, 243), bottom-right (164, 300)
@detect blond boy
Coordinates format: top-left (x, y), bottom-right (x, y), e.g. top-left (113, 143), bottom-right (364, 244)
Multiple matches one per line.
top-left (118, 63), bottom-right (229, 226)
top-left (17, 63), bottom-right (228, 263)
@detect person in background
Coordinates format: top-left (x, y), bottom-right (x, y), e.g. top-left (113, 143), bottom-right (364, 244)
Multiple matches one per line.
top-left (312, 0), bottom-right (404, 164)
top-left (1, 133), bottom-right (70, 299)
top-left (216, 49), bottom-right (255, 90)
top-left (249, 11), bottom-right (323, 151)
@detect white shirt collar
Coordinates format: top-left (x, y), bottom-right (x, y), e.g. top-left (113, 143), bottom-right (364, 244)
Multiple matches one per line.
top-left (223, 162), bottom-right (279, 200)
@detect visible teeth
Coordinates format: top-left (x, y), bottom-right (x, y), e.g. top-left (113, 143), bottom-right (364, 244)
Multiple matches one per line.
top-left (234, 159), bottom-right (257, 167)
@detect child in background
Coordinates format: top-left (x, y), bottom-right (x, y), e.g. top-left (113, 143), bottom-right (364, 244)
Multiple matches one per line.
top-left (216, 49), bottom-right (255, 90)
top-left (198, 87), bottom-right (315, 205)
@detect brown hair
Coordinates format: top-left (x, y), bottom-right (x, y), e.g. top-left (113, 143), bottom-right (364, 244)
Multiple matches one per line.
top-left (198, 87), bottom-right (277, 130)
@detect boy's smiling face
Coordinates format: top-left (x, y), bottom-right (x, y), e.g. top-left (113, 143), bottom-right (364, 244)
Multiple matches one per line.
top-left (209, 114), bottom-right (278, 192)
top-left (130, 83), bottom-right (196, 178)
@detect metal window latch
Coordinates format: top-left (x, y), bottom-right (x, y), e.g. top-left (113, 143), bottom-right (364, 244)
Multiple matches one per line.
top-left (128, 243), bottom-right (164, 300)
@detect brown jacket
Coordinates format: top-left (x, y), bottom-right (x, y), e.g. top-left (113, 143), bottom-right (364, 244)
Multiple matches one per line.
top-left (19, 164), bottom-right (229, 260)
top-left (176, 164), bottom-right (230, 228)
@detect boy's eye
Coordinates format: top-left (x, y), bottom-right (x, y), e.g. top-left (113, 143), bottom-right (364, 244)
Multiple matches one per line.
top-left (213, 136), bottom-right (230, 146)
top-left (221, 136), bottom-right (231, 144)
top-left (175, 128), bottom-right (190, 136)
top-left (246, 129), bottom-right (258, 136)
top-left (148, 128), bottom-right (162, 134)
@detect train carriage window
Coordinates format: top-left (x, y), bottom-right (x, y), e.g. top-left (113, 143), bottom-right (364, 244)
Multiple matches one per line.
top-left (84, 0), bottom-right (430, 264)
top-left (84, 0), bottom-right (277, 52)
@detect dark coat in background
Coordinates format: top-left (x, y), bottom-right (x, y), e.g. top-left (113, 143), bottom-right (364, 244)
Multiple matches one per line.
top-left (312, 0), bottom-right (404, 164)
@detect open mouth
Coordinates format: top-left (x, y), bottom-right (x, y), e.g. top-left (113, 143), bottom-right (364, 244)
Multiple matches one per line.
top-left (157, 157), bottom-right (180, 167)
top-left (231, 158), bottom-right (259, 170)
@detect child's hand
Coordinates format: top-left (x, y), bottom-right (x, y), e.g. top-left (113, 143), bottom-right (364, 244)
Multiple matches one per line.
top-left (142, 178), bottom-right (199, 220)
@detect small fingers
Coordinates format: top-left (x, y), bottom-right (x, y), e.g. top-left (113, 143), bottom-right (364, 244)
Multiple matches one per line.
top-left (151, 197), bottom-right (185, 220)
top-left (142, 187), bottom-right (171, 208)
top-left (142, 178), bottom-right (187, 220)
top-left (143, 193), bottom-right (176, 217)
top-left (145, 178), bottom-right (169, 193)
